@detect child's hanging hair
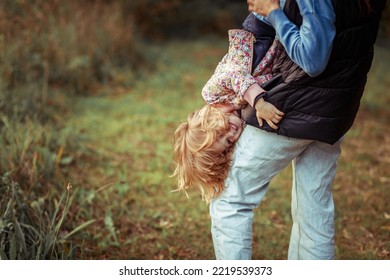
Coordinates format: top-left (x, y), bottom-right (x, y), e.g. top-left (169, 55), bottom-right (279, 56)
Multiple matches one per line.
top-left (172, 105), bottom-right (235, 202)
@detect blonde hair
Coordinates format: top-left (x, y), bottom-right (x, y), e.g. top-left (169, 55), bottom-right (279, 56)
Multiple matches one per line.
top-left (172, 104), bottom-right (234, 202)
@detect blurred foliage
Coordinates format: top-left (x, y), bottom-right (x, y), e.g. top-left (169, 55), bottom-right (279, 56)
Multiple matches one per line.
top-left (0, 0), bottom-right (388, 102)
top-left (128, 0), bottom-right (248, 39)
top-left (0, 0), bottom-right (248, 122)
top-left (0, 0), bottom-right (143, 98)
top-left (380, 0), bottom-right (390, 38)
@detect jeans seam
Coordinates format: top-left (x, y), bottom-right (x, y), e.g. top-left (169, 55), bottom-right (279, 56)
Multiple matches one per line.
top-left (295, 183), bottom-right (301, 259)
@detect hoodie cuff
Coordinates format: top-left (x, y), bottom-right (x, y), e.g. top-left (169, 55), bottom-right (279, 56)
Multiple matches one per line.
top-left (267, 8), bottom-right (285, 27)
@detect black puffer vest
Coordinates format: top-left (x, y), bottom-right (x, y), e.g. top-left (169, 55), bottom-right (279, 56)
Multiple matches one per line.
top-left (241, 0), bottom-right (386, 144)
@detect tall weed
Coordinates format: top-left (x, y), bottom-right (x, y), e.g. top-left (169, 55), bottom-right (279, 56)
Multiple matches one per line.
top-left (0, 114), bottom-right (94, 259)
top-left (0, 177), bottom-right (95, 259)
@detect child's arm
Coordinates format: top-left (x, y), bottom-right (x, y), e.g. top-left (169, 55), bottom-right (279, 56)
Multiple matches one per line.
top-left (255, 97), bottom-right (284, 129)
top-left (244, 83), bottom-right (284, 130)
top-left (202, 29), bottom-right (272, 108)
top-left (203, 64), bottom-right (284, 129)
top-left (202, 62), bottom-right (259, 108)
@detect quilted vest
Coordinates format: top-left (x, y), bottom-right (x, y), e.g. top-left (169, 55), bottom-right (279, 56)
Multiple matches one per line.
top-left (241, 0), bottom-right (386, 144)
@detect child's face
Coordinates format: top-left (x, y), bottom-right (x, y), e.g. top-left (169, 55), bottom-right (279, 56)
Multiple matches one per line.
top-left (210, 104), bottom-right (245, 154)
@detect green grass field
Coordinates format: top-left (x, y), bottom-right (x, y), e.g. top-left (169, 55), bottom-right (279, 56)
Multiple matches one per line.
top-left (1, 38), bottom-right (389, 260)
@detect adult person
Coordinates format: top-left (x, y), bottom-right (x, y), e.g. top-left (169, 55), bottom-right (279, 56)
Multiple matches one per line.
top-left (209, 0), bottom-right (386, 259)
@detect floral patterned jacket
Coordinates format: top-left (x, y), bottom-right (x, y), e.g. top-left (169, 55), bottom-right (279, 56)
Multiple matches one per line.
top-left (202, 29), bottom-right (277, 108)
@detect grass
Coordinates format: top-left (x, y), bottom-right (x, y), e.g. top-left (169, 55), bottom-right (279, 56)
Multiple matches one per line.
top-left (65, 38), bottom-right (390, 260)
top-left (1, 37), bottom-right (389, 260)
top-left (58, 39), bottom-right (226, 259)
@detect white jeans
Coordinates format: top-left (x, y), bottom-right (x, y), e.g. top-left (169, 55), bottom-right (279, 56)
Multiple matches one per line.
top-left (210, 125), bottom-right (342, 259)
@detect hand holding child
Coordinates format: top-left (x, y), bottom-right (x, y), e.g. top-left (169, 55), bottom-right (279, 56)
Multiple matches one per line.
top-left (255, 97), bottom-right (284, 130)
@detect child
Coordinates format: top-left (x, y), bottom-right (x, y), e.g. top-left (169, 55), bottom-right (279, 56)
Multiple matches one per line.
top-left (201, 13), bottom-right (277, 110)
top-left (172, 14), bottom-right (284, 202)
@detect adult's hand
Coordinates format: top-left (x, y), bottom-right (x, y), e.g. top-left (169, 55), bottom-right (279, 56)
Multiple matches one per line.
top-left (247, 0), bottom-right (281, 17)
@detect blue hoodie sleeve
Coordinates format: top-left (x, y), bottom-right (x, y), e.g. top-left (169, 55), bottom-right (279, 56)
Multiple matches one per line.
top-left (266, 0), bottom-right (336, 77)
